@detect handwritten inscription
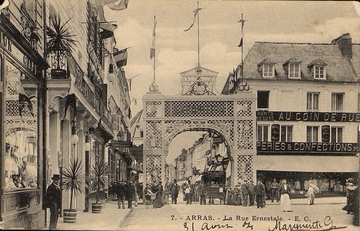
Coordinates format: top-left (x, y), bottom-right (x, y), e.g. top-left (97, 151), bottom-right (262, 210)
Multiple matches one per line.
top-left (268, 216), bottom-right (346, 231)
top-left (172, 215), bottom-right (345, 231)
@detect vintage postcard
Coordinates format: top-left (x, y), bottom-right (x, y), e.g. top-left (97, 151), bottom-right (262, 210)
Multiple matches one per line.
top-left (1, 0), bottom-right (358, 230)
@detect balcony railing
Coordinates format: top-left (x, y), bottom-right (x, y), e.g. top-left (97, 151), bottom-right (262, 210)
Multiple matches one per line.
top-left (69, 54), bottom-right (113, 129)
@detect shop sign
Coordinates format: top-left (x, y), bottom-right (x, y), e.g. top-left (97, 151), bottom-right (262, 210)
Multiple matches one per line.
top-left (256, 110), bottom-right (360, 122)
top-left (257, 141), bottom-right (360, 154)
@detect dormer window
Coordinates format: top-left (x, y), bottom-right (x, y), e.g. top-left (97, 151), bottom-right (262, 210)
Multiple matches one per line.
top-left (258, 59), bottom-right (275, 78)
top-left (314, 66), bottom-right (325, 79)
top-left (284, 58), bottom-right (301, 79)
top-left (307, 59), bottom-right (327, 80)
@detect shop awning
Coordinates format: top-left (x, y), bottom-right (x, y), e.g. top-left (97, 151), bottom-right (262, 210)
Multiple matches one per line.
top-left (253, 155), bottom-right (358, 172)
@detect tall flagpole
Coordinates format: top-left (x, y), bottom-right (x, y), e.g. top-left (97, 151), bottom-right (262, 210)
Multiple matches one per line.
top-left (184, 1), bottom-right (202, 67)
top-left (149, 15), bottom-right (159, 92)
top-left (236, 13), bottom-right (250, 92)
top-left (153, 15), bottom-right (156, 83)
top-left (238, 13), bottom-right (247, 83)
top-left (197, 1), bottom-right (200, 67)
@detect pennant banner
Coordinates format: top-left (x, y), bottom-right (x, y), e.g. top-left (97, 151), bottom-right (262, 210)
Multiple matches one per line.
top-left (150, 18), bottom-right (157, 59)
top-left (107, 0), bottom-right (129, 11)
top-left (184, 8), bottom-right (202, 32)
top-left (100, 29), bottom-right (114, 40)
top-left (114, 48), bottom-right (128, 67)
top-left (237, 38), bottom-right (243, 47)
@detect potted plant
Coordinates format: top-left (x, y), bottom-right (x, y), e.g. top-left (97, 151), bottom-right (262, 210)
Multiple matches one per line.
top-left (46, 14), bottom-right (76, 79)
top-left (62, 157), bottom-right (84, 223)
top-left (90, 160), bottom-right (109, 213)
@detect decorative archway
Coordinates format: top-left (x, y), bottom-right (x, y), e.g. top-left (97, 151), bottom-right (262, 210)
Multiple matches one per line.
top-left (142, 67), bottom-right (257, 188)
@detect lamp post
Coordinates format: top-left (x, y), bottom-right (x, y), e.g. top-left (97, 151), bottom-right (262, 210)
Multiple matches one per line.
top-left (84, 132), bottom-right (91, 212)
top-left (70, 121), bottom-right (79, 156)
top-left (58, 151), bottom-right (63, 217)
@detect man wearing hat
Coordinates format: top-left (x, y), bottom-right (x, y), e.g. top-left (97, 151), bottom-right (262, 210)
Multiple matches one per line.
top-left (46, 174), bottom-right (61, 230)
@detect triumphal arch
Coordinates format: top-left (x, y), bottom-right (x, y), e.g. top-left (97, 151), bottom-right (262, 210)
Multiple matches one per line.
top-left (142, 66), bottom-right (256, 188)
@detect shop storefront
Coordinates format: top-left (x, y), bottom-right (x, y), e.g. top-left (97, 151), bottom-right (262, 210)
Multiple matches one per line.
top-left (254, 155), bottom-right (358, 198)
top-left (0, 8), bottom-right (48, 229)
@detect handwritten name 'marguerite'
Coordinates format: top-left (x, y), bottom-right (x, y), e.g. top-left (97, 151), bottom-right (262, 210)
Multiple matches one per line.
top-left (268, 216), bottom-right (336, 231)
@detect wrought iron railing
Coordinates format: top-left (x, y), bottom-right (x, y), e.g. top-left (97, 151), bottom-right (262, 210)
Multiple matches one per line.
top-left (69, 54), bottom-right (113, 129)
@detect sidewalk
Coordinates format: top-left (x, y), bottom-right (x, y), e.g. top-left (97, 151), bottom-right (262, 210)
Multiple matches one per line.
top-left (266, 196), bottom-right (347, 205)
top-left (45, 201), bottom-right (133, 230)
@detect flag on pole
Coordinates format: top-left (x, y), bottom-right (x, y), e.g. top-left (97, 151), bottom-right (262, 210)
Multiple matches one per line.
top-left (184, 7), bottom-right (202, 32)
top-left (237, 38), bottom-right (243, 47)
top-left (100, 28), bottom-right (114, 40)
top-left (114, 48), bottom-right (128, 67)
top-left (150, 17), bottom-right (157, 59)
top-left (107, 0), bottom-right (129, 11)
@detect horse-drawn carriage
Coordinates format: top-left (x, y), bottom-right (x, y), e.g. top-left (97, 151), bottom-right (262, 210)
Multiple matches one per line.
top-left (202, 171), bottom-right (226, 204)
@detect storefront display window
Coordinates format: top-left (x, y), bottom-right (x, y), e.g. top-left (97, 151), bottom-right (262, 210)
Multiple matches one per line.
top-left (4, 61), bottom-right (38, 190)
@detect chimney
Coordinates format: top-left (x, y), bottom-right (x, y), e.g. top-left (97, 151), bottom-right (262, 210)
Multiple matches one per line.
top-left (331, 33), bottom-right (352, 58)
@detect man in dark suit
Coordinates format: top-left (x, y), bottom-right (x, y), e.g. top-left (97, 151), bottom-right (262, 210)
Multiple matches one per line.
top-left (125, 181), bottom-right (135, 208)
top-left (115, 181), bottom-right (126, 209)
top-left (46, 174), bottom-right (61, 230)
top-left (170, 179), bottom-right (179, 204)
top-left (254, 180), bottom-right (266, 208)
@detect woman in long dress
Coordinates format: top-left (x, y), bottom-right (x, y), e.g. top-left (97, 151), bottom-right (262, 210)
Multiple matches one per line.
top-left (152, 182), bottom-right (164, 208)
top-left (279, 179), bottom-right (292, 212)
top-left (306, 184), bottom-right (315, 205)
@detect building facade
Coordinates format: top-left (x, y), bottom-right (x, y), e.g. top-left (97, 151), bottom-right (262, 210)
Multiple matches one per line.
top-left (222, 33), bottom-right (359, 197)
top-left (0, 0), bottom-right (134, 229)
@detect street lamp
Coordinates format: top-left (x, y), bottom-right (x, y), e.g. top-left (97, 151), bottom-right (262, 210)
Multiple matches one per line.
top-left (107, 64), bottom-right (116, 82)
top-left (84, 131), bottom-right (91, 212)
top-left (70, 121), bottom-right (79, 146)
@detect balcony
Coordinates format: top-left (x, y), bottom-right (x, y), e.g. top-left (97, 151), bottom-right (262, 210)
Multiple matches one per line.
top-left (47, 53), bottom-right (113, 131)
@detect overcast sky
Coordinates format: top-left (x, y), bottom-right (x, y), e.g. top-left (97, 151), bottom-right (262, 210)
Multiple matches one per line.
top-left (104, 1), bottom-right (360, 163)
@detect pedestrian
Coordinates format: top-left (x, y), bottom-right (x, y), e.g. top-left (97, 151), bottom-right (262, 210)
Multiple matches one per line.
top-left (144, 183), bottom-right (155, 208)
top-left (164, 179), bottom-right (171, 204)
top-left (133, 181), bottom-right (139, 207)
top-left (270, 178), bottom-right (279, 203)
top-left (248, 180), bottom-right (255, 206)
top-left (343, 178), bottom-right (358, 214)
top-left (170, 179), bottom-right (179, 204)
top-left (198, 181), bottom-right (206, 205)
top-left (279, 179), bottom-right (292, 212)
top-left (125, 181), bottom-right (135, 208)
top-left (115, 181), bottom-right (126, 209)
top-left (233, 184), bottom-right (241, 206)
top-left (240, 180), bottom-right (249, 207)
top-left (45, 174), bottom-right (61, 230)
top-left (254, 180), bottom-right (265, 208)
top-left (184, 180), bottom-right (193, 205)
top-left (153, 181), bottom-right (164, 208)
top-left (305, 184), bottom-right (315, 205)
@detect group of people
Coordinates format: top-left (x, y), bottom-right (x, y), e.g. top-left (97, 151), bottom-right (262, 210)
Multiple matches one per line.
top-left (143, 180), bottom-right (167, 208)
top-left (144, 179), bottom-right (182, 207)
top-left (110, 180), bottom-right (141, 209)
top-left (225, 179), bottom-right (266, 208)
top-left (225, 179), bottom-right (293, 212)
